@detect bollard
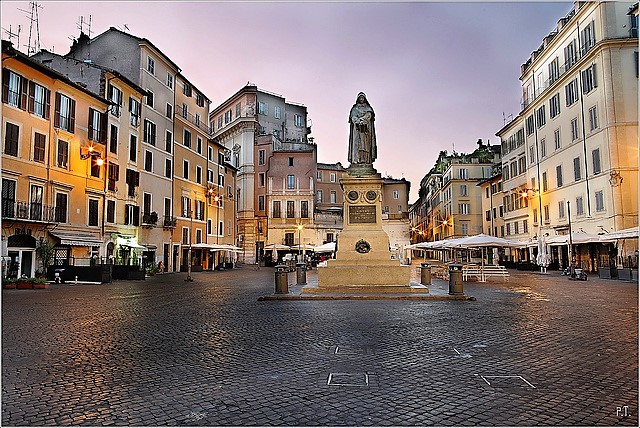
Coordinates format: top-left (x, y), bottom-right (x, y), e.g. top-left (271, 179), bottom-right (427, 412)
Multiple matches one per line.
top-left (296, 262), bottom-right (307, 285)
top-left (274, 265), bottom-right (288, 294)
top-left (448, 263), bottom-right (464, 295)
top-left (420, 262), bottom-right (431, 285)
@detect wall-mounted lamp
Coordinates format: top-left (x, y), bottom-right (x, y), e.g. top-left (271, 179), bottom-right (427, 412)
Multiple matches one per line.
top-left (520, 188), bottom-right (537, 199)
top-left (80, 145), bottom-right (104, 165)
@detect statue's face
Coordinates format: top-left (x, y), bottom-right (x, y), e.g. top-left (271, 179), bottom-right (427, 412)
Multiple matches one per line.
top-left (357, 95), bottom-right (365, 103)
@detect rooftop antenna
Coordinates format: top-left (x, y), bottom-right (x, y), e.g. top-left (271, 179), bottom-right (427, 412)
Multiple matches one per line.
top-left (2, 24), bottom-right (21, 48)
top-left (18, 1), bottom-right (42, 55)
top-left (76, 15), bottom-right (92, 60)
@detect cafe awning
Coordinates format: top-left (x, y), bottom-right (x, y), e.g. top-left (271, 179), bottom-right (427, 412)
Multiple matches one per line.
top-left (50, 231), bottom-right (103, 247)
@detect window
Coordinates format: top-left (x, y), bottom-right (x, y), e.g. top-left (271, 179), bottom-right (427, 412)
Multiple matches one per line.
top-left (195, 229), bottom-right (203, 244)
top-left (580, 20), bottom-right (596, 55)
top-left (54, 92), bottom-right (75, 132)
top-left (106, 200), bottom-right (115, 223)
top-left (330, 191), bottom-right (337, 204)
top-left (196, 94), bottom-right (204, 108)
top-left (3, 69), bottom-right (26, 108)
top-left (235, 102), bottom-right (241, 118)
top-left (129, 134), bottom-right (138, 162)
top-left (166, 73), bottom-right (173, 89)
top-left (288, 157), bottom-right (294, 167)
top-left (207, 219), bottom-right (213, 235)
top-left (330, 172), bottom-right (336, 182)
top-left (54, 192), bottom-right (68, 223)
top-left (181, 196), bottom-right (191, 217)
top-left (165, 130), bottom-right (172, 153)
top-left (458, 203), bottom-right (470, 215)
top-left (107, 84), bottom-right (122, 117)
top-left (166, 103), bottom-right (173, 118)
top-left (550, 93), bottom-right (561, 118)
top-left (533, 208), bottom-right (538, 225)
top-left (259, 173), bottom-right (265, 187)
top-left (485, 210), bottom-right (491, 221)
top-left (258, 101), bottom-right (267, 115)
top-left (218, 116), bottom-right (223, 129)
top-left (147, 56), bottom-right (155, 74)
top-left (506, 223), bottom-right (511, 236)
top-left (558, 201), bottom-right (565, 219)
top-left (207, 169), bottom-right (214, 183)
top-left (542, 171), bottom-right (548, 192)
top-left (183, 160), bottom-right (189, 180)
top-left (57, 139), bottom-right (69, 168)
top-left (165, 159), bottom-right (172, 178)
top-left (317, 171), bottom-right (322, 181)
top-left (107, 124), bottom-right (118, 154)
top-left (536, 105), bottom-right (546, 128)
top-left (125, 204), bottom-right (140, 226)
top-left (4, 122), bottom-right (19, 156)
top-left (540, 139), bottom-right (547, 158)
top-left (29, 185), bottom-right (43, 220)
top-left (183, 103), bottom-right (188, 118)
top-left (571, 118), bottom-right (579, 141)
top-left (125, 169), bottom-right (140, 197)
top-left (564, 39), bottom-right (578, 69)
top-left (108, 162), bottom-right (119, 191)
top-left (196, 166), bottom-right (202, 184)
top-left (556, 165), bottom-right (563, 187)
top-left (459, 186), bottom-right (466, 197)
top-left (183, 129), bottom-right (191, 148)
top-left (576, 196), bottom-right (584, 215)
top-left (458, 168), bottom-right (469, 179)
top-left (257, 195), bottom-right (264, 212)
top-left (146, 90), bottom-right (154, 108)
top-left (573, 157), bottom-right (582, 181)
top-left (548, 57), bottom-right (560, 84)
top-left (592, 148), bottom-right (601, 175)
top-left (565, 79), bottom-right (579, 106)
top-left (526, 115), bottom-right (535, 135)
top-left (29, 81), bottom-right (50, 118)
top-left (582, 64), bottom-right (597, 94)
top-left (286, 200), bottom-right (295, 218)
top-left (461, 223), bottom-right (469, 235)
top-left (543, 205), bottom-right (550, 223)
top-left (182, 227), bottom-right (189, 244)
top-left (272, 201), bottom-right (281, 218)
top-left (301, 200), bottom-right (309, 218)
top-left (88, 108), bottom-right (105, 142)
top-left (144, 150), bottom-right (153, 172)
top-left (33, 132), bottom-right (46, 162)
top-left (274, 105), bottom-right (281, 119)
top-left (287, 175), bottom-right (295, 189)
top-left (316, 190), bottom-right (323, 203)
top-left (144, 119), bottom-right (156, 145)
top-left (553, 128), bottom-right (561, 151)
top-left (258, 150), bottom-right (265, 165)
top-left (529, 145), bottom-right (536, 164)
top-left (90, 156), bottom-right (102, 178)
top-left (518, 156), bottom-right (527, 175)
top-left (595, 190), bottom-right (604, 212)
top-left (129, 97), bottom-right (140, 126)
top-left (197, 137), bottom-right (202, 154)
top-left (523, 219), bottom-right (528, 234)
top-left (218, 174), bottom-right (224, 187)
top-left (183, 83), bottom-right (192, 97)
top-left (514, 221), bottom-right (519, 235)
top-left (588, 106), bottom-right (598, 131)
top-left (88, 199), bottom-right (99, 226)
top-left (294, 114), bottom-right (304, 127)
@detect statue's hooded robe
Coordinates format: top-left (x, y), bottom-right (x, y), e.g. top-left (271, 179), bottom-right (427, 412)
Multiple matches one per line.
top-left (348, 92), bottom-right (377, 165)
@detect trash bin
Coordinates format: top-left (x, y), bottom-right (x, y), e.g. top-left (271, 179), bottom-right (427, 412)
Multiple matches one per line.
top-left (448, 263), bottom-right (463, 295)
top-left (275, 265), bottom-right (288, 294)
top-left (420, 262), bottom-right (431, 285)
top-left (296, 262), bottom-right (307, 285)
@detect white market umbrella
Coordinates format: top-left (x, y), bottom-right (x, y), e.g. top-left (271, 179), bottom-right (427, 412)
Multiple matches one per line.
top-left (313, 242), bottom-right (336, 253)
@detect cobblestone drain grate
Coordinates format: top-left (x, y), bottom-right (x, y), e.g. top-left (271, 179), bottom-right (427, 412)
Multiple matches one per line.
top-left (327, 373), bottom-right (369, 387)
top-left (478, 375), bottom-right (536, 389)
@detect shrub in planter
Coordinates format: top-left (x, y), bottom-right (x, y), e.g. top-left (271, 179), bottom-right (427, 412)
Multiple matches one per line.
top-left (3, 278), bottom-right (18, 289)
top-left (32, 278), bottom-right (49, 289)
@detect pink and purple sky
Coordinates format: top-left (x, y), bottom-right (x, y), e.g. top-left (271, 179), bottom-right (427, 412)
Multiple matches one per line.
top-left (1, 1), bottom-right (573, 201)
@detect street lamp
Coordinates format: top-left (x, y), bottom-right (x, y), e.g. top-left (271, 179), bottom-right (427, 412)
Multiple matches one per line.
top-left (297, 224), bottom-right (303, 262)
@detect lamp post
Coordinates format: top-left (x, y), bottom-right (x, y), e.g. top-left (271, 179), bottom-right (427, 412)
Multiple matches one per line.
top-left (185, 208), bottom-right (193, 282)
top-left (297, 224), bottom-right (303, 262)
top-left (567, 200), bottom-right (575, 278)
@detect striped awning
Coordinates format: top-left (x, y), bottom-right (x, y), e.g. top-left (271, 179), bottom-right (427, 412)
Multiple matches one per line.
top-left (50, 231), bottom-right (103, 247)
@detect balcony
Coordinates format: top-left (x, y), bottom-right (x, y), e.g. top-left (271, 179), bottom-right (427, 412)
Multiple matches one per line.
top-left (142, 212), bottom-right (158, 228)
top-left (2, 200), bottom-right (57, 223)
top-left (162, 216), bottom-right (177, 229)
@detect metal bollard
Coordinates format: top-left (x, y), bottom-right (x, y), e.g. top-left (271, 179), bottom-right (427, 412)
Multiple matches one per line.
top-left (448, 263), bottom-right (464, 295)
top-left (420, 262), bottom-right (431, 285)
top-left (274, 265), bottom-right (288, 294)
top-left (296, 262), bottom-right (307, 285)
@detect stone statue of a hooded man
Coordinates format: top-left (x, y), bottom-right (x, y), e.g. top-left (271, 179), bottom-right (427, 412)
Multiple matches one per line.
top-left (348, 92), bottom-right (377, 170)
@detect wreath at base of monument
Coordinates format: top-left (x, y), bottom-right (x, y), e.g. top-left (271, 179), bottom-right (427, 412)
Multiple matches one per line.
top-left (355, 239), bottom-right (371, 254)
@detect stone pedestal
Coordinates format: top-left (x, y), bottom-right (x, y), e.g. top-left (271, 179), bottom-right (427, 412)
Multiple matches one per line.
top-left (313, 173), bottom-right (421, 293)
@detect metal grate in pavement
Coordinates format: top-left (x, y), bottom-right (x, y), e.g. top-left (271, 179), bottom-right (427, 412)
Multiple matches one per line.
top-left (479, 375), bottom-right (536, 389)
top-left (327, 372), bottom-right (369, 387)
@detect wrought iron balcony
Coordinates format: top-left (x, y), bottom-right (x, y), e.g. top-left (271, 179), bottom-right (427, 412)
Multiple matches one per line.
top-left (162, 216), bottom-right (177, 229)
top-left (2, 200), bottom-right (57, 223)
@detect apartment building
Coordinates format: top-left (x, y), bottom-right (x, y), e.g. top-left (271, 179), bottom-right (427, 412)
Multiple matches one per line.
top-left (30, 48), bottom-right (148, 268)
top-left (497, 1), bottom-right (638, 270)
top-left (210, 84), bottom-right (311, 263)
top-left (381, 177), bottom-right (411, 253)
top-left (315, 162), bottom-right (347, 245)
top-left (2, 40), bottom-right (111, 277)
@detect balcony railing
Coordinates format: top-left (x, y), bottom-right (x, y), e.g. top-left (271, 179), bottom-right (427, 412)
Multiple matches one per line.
top-left (2, 200), bottom-right (57, 222)
top-left (163, 216), bottom-right (177, 229)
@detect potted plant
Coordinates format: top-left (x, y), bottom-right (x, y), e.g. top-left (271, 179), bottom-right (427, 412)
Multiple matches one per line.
top-left (16, 277), bottom-right (33, 289)
top-left (32, 278), bottom-right (49, 289)
top-left (3, 278), bottom-right (18, 289)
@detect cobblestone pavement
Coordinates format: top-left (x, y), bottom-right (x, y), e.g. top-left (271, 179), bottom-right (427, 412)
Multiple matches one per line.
top-left (2, 266), bottom-right (637, 426)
